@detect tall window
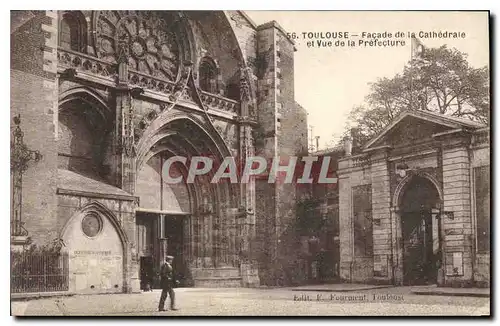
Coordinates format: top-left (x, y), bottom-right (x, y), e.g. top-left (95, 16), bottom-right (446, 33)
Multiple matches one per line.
top-left (59, 12), bottom-right (87, 52)
top-left (353, 185), bottom-right (373, 257)
top-left (199, 58), bottom-right (217, 93)
top-left (475, 166), bottom-right (490, 252)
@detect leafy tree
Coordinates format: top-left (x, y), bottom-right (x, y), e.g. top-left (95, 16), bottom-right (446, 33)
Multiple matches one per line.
top-left (344, 45), bottom-right (489, 143)
top-left (295, 197), bottom-right (324, 236)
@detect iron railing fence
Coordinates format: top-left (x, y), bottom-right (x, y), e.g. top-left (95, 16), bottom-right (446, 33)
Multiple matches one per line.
top-left (11, 251), bottom-right (69, 293)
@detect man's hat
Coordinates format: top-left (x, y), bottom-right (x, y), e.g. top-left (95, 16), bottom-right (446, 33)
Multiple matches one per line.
top-left (166, 255), bottom-right (174, 260)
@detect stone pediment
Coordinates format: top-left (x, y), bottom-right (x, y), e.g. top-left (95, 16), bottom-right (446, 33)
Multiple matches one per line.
top-left (363, 110), bottom-right (486, 151)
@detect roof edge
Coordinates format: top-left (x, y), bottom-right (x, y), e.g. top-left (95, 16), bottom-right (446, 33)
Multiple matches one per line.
top-left (237, 10), bottom-right (258, 29)
top-left (363, 110), bottom-right (486, 150)
top-left (255, 20), bottom-right (297, 50)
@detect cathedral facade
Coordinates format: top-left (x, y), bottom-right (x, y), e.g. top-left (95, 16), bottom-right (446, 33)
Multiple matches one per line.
top-left (10, 10), bottom-right (308, 293)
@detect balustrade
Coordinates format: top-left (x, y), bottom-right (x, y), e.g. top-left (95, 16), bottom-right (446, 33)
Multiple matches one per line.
top-left (57, 48), bottom-right (240, 115)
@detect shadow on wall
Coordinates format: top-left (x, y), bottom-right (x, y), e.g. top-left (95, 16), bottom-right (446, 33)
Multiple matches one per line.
top-left (256, 221), bottom-right (327, 287)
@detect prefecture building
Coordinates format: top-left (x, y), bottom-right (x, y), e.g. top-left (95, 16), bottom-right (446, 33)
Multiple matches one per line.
top-left (311, 110), bottom-right (490, 288)
top-left (10, 10), bottom-right (308, 293)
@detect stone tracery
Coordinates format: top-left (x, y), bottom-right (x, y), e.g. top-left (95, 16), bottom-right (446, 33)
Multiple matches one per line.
top-left (94, 10), bottom-right (181, 81)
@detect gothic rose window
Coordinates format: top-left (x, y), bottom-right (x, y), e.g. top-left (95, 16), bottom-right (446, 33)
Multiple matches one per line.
top-left (94, 11), bottom-right (180, 81)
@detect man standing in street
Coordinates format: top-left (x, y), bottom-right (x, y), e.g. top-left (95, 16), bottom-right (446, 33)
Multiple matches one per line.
top-left (158, 255), bottom-right (179, 312)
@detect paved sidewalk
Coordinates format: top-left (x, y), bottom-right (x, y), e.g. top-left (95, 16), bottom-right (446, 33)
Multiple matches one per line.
top-left (410, 285), bottom-right (490, 298)
top-left (11, 287), bottom-right (489, 316)
top-left (289, 283), bottom-right (393, 292)
top-left (288, 283), bottom-right (489, 298)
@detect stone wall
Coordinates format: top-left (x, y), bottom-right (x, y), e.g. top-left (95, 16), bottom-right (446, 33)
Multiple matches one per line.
top-left (441, 141), bottom-right (474, 286)
top-left (471, 139), bottom-right (490, 287)
top-left (225, 11), bottom-right (258, 67)
top-left (11, 11), bottom-right (59, 246)
top-left (253, 21), bottom-right (308, 286)
top-left (188, 11), bottom-right (244, 97)
top-left (57, 193), bottom-right (138, 293)
top-left (370, 151), bottom-right (391, 282)
top-left (337, 156), bottom-right (372, 282)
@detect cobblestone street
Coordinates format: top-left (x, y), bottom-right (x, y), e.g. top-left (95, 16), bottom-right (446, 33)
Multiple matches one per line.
top-left (11, 286), bottom-right (490, 316)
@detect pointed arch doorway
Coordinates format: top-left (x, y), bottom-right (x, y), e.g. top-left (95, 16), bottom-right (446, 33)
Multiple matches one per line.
top-left (398, 175), bottom-right (442, 285)
top-left (136, 209), bottom-right (190, 289)
top-left (134, 115), bottom-right (240, 288)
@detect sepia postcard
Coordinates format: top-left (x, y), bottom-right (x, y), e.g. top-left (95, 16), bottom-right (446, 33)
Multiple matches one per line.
top-left (10, 10), bottom-right (490, 317)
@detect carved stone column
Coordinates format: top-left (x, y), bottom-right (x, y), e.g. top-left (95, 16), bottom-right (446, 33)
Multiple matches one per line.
top-left (238, 67), bottom-right (260, 287)
top-left (112, 35), bottom-right (138, 194)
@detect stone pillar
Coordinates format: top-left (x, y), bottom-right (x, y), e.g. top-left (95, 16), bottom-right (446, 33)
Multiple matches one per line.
top-left (204, 211), bottom-right (213, 267)
top-left (370, 150), bottom-right (392, 283)
top-left (432, 208), bottom-right (445, 286)
top-left (159, 239), bottom-right (168, 264)
top-left (111, 38), bottom-right (136, 194)
top-left (390, 207), bottom-right (404, 285)
top-left (440, 138), bottom-right (473, 286)
top-left (191, 213), bottom-right (201, 268)
top-left (114, 91), bottom-right (136, 194)
top-left (128, 241), bottom-right (141, 293)
top-left (337, 157), bottom-right (353, 282)
top-left (158, 214), bottom-right (168, 263)
top-left (238, 67), bottom-right (260, 287)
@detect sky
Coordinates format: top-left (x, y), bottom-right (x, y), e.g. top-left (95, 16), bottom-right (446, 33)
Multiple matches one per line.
top-left (245, 11), bottom-right (489, 150)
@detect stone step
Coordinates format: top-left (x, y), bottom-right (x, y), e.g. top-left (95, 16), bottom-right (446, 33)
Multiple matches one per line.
top-left (191, 268), bottom-right (241, 279)
top-left (193, 277), bottom-right (242, 288)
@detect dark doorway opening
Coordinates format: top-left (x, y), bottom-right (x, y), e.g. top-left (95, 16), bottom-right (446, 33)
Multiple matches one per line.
top-left (400, 176), bottom-right (441, 286)
top-left (165, 215), bottom-right (189, 287)
top-left (139, 256), bottom-right (154, 291)
top-left (136, 212), bottom-right (191, 289)
top-left (402, 210), bottom-right (435, 285)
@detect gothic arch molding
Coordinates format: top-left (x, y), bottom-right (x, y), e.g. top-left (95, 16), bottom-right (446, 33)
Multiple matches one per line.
top-left (59, 86), bottom-right (112, 125)
top-left (220, 11), bottom-right (249, 67)
top-left (135, 110), bottom-right (231, 173)
top-left (392, 171), bottom-right (444, 209)
top-left (59, 200), bottom-right (129, 249)
top-left (220, 11), bottom-right (258, 107)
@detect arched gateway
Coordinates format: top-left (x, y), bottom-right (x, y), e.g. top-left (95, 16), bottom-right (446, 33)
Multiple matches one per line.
top-left (396, 174), bottom-right (442, 285)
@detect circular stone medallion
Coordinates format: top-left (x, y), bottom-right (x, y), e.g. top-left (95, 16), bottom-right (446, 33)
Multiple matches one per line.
top-left (82, 214), bottom-right (103, 238)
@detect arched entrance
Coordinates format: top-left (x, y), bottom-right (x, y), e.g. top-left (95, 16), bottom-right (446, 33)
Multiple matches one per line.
top-left (134, 113), bottom-right (239, 288)
top-left (61, 202), bottom-right (128, 294)
top-left (398, 175), bottom-right (442, 285)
